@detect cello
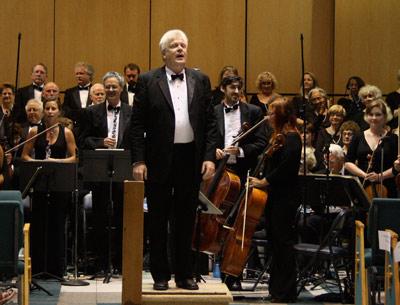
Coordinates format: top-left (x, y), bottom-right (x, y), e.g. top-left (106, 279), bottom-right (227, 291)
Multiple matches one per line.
top-left (220, 134), bottom-right (284, 277)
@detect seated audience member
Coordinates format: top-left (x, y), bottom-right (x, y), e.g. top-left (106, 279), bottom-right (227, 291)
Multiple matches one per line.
top-left (314, 105), bottom-right (346, 170)
top-left (339, 120), bottom-right (360, 155)
top-left (121, 63), bottom-right (140, 106)
top-left (14, 63), bottom-right (47, 123)
top-left (386, 69), bottom-right (400, 129)
top-left (291, 72), bottom-right (318, 124)
top-left (211, 66), bottom-right (240, 106)
top-left (337, 76), bottom-right (365, 122)
top-left (89, 83), bottom-right (106, 105)
top-left (21, 98), bottom-right (76, 278)
top-left (249, 71), bottom-right (281, 116)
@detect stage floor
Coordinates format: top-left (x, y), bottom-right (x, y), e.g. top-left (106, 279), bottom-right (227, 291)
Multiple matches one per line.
top-left (9, 272), bottom-right (353, 305)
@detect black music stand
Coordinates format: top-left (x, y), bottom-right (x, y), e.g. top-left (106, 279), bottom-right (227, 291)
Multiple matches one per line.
top-left (19, 161), bottom-right (75, 288)
top-left (298, 174), bottom-right (370, 211)
top-left (81, 149), bottom-right (131, 283)
top-left (193, 191), bottom-right (223, 283)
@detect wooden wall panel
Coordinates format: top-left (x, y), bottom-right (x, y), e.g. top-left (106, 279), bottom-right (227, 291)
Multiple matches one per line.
top-left (247, 0), bottom-right (313, 94)
top-left (0, 0), bottom-right (54, 87)
top-left (54, 0), bottom-right (150, 91)
top-left (150, 0), bottom-right (246, 88)
top-left (335, 0), bottom-right (400, 94)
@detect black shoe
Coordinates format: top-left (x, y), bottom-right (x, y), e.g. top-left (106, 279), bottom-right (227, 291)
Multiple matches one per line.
top-left (175, 278), bottom-right (199, 290)
top-left (153, 280), bottom-right (169, 290)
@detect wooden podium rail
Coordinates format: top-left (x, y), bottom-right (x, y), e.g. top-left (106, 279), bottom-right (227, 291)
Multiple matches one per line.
top-left (121, 181), bottom-right (232, 305)
top-left (122, 181), bottom-right (144, 305)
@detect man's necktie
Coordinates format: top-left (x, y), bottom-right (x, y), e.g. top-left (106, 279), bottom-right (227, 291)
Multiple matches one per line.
top-left (224, 104), bottom-right (239, 113)
top-left (79, 86), bottom-right (89, 91)
top-left (171, 73), bottom-right (184, 81)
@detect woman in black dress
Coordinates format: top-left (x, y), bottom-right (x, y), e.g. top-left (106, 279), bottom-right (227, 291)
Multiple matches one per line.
top-left (22, 99), bottom-right (77, 277)
top-left (249, 97), bottom-right (302, 302)
top-left (249, 71), bottom-right (281, 116)
top-left (345, 99), bottom-right (398, 198)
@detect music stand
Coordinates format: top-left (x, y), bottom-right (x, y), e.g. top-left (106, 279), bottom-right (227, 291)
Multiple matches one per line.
top-left (19, 161), bottom-right (75, 285)
top-left (194, 191), bottom-right (223, 283)
top-left (81, 149), bottom-right (131, 283)
top-left (298, 174), bottom-right (371, 211)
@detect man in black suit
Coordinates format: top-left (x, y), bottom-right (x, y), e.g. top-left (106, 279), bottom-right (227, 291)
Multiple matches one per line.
top-left (63, 62), bottom-right (94, 136)
top-left (214, 75), bottom-right (267, 183)
top-left (130, 29), bottom-right (217, 291)
top-left (121, 63), bottom-right (140, 106)
top-left (80, 71), bottom-right (131, 273)
top-left (14, 63), bottom-right (47, 123)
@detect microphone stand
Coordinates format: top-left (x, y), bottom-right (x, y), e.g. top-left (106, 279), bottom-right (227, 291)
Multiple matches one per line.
top-left (62, 149), bottom-right (89, 286)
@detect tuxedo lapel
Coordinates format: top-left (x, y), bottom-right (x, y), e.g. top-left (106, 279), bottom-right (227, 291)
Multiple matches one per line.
top-left (72, 88), bottom-right (81, 109)
top-left (98, 103), bottom-right (108, 138)
top-left (186, 69), bottom-right (195, 108)
top-left (117, 104), bottom-right (130, 147)
top-left (240, 102), bottom-right (250, 126)
top-left (157, 68), bottom-right (174, 111)
top-left (215, 104), bottom-right (225, 138)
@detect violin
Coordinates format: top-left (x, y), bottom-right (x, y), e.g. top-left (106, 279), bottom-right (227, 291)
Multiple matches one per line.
top-left (362, 140), bottom-right (388, 200)
top-left (220, 134), bottom-right (285, 277)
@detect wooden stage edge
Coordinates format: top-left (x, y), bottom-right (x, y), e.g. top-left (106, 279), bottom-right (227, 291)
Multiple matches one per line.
top-left (141, 282), bottom-right (233, 305)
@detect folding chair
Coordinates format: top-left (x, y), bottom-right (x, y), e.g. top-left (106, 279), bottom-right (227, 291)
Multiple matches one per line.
top-left (384, 229), bottom-right (399, 305)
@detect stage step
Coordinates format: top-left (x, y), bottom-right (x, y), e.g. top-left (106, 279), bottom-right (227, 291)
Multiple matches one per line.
top-left (142, 282), bottom-right (233, 305)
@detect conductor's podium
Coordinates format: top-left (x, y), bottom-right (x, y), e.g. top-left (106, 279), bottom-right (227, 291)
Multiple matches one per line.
top-left (122, 181), bottom-right (232, 305)
top-left (142, 282), bottom-right (233, 305)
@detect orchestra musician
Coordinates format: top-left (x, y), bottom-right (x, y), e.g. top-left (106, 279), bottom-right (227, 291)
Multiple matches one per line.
top-left (345, 99), bottom-right (398, 198)
top-left (21, 98), bottom-right (77, 277)
top-left (130, 29), bottom-right (217, 291)
top-left (249, 97), bottom-right (301, 303)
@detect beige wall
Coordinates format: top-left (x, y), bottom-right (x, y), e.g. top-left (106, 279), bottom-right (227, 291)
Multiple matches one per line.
top-left (0, 0), bottom-right (399, 96)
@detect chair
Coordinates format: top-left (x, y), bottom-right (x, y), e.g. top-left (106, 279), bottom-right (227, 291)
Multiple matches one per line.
top-left (384, 229), bottom-right (399, 305)
top-left (355, 220), bottom-right (368, 305)
top-left (295, 209), bottom-right (351, 303)
top-left (367, 198), bottom-right (400, 304)
top-left (0, 190), bottom-right (31, 305)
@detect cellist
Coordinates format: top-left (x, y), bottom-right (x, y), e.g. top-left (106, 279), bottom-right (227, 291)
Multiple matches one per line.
top-left (213, 75), bottom-right (267, 289)
top-left (249, 97), bottom-right (301, 303)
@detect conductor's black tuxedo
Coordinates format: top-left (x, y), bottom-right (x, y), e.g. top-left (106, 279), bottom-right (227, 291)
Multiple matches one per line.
top-left (130, 66), bottom-right (217, 282)
top-left (214, 102), bottom-right (267, 181)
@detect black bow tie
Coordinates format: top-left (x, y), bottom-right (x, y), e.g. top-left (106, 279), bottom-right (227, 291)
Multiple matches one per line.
top-left (128, 84), bottom-right (136, 93)
top-left (33, 84), bottom-right (43, 92)
top-left (108, 105), bottom-right (121, 113)
top-left (224, 104), bottom-right (239, 113)
top-left (171, 73), bottom-right (184, 81)
top-left (29, 122), bottom-right (40, 127)
top-left (79, 86), bottom-right (89, 91)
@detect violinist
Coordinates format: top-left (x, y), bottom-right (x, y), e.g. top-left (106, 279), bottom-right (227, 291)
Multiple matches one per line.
top-left (345, 99), bottom-right (398, 198)
top-left (215, 75), bottom-right (267, 183)
top-left (249, 97), bottom-right (301, 303)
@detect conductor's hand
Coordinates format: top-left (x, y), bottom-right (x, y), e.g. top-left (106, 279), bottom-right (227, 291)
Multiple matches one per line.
top-left (394, 155), bottom-right (400, 172)
top-left (202, 161), bottom-right (215, 180)
top-left (216, 148), bottom-right (225, 160)
top-left (133, 162), bottom-right (147, 181)
top-left (104, 137), bottom-right (116, 148)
